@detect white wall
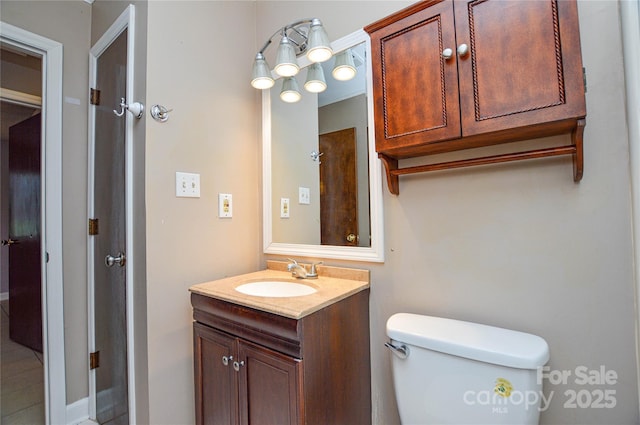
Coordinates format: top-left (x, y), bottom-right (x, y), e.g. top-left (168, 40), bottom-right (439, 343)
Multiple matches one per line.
top-left (144, 2), bottom-right (261, 423)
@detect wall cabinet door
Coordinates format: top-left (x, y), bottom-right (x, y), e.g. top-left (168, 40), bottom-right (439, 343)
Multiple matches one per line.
top-left (238, 340), bottom-right (301, 425)
top-left (369, 0), bottom-right (461, 153)
top-left (194, 323), bottom-right (238, 425)
top-left (456, 0), bottom-right (585, 137)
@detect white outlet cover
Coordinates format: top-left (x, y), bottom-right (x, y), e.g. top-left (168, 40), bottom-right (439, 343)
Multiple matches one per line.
top-left (218, 193), bottom-right (232, 218)
top-left (299, 187), bottom-right (310, 205)
top-left (176, 172), bottom-right (201, 198)
top-left (280, 198), bottom-right (290, 218)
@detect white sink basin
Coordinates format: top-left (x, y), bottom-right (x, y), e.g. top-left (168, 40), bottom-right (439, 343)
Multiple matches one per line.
top-left (235, 280), bottom-right (317, 298)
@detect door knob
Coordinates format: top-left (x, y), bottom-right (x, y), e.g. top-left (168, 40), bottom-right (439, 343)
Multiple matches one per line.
top-left (105, 252), bottom-right (126, 267)
top-left (1, 238), bottom-right (19, 246)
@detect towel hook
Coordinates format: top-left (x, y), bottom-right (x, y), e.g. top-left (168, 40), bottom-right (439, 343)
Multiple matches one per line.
top-left (310, 150), bottom-right (324, 164)
top-left (150, 104), bottom-right (173, 122)
top-left (113, 97), bottom-right (144, 119)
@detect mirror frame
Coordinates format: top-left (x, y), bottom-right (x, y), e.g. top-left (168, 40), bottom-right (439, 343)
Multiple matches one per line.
top-left (263, 29), bottom-right (384, 262)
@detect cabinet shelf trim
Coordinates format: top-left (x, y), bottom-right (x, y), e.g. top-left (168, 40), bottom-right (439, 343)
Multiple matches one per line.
top-left (380, 119), bottom-right (585, 195)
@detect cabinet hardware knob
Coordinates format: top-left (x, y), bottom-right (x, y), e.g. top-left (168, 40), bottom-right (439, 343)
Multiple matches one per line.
top-left (233, 360), bottom-right (245, 372)
top-left (346, 233), bottom-right (357, 243)
top-left (457, 44), bottom-right (469, 57)
top-left (442, 48), bottom-right (453, 59)
top-left (222, 355), bottom-right (233, 366)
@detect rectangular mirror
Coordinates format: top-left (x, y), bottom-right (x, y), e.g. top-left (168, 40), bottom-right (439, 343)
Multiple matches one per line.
top-left (263, 29), bottom-right (384, 262)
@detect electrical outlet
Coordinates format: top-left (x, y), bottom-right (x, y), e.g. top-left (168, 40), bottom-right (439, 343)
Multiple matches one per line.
top-left (280, 198), bottom-right (290, 218)
top-left (218, 193), bottom-right (232, 218)
top-left (299, 187), bottom-right (310, 205)
top-left (176, 172), bottom-right (200, 198)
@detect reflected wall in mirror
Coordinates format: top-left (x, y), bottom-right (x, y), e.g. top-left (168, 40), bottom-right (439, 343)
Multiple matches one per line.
top-left (263, 29), bottom-right (384, 262)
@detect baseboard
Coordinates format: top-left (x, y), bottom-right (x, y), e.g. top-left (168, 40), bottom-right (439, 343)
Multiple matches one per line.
top-left (66, 396), bottom-right (95, 425)
top-left (1, 291), bottom-right (8, 301)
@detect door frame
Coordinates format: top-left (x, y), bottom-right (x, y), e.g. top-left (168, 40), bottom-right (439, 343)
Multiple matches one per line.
top-left (0, 22), bottom-right (65, 425)
top-left (87, 5), bottom-right (138, 422)
top-left (620, 0), bottom-right (640, 412)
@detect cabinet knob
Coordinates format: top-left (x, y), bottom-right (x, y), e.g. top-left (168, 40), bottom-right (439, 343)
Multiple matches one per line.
top-left (233, 360), bottom-right (245, 372)
top-left (442, 48), bottom-right (453, 60)
top-left (457, 44), bottom-right (469, 57)
top-left (222, 355), bottom-right (233, 366)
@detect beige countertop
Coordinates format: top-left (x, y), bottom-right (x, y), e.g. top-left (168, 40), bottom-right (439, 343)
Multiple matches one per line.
top-left (189, 260), bottom-right (370, 319)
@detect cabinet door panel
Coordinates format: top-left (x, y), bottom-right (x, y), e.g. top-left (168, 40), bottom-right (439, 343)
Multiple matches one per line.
top-left (194, 323), bottom-right (238, 425)
top-left (238, 341), bottom-right (301, 425)
top-left (370, 0), bottom-right (460, 152)
top-left (456, 0), bottom-right (586, 136)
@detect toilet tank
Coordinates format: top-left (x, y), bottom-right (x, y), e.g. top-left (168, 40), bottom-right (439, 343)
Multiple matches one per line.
top-left (386, 313), bottom-right (550, 425)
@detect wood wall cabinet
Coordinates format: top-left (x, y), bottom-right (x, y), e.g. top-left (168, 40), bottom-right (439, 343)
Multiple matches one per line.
top-left (365, 0), bottom-right (587, 194)
top-left (192, 289), bottom-right (371, 425)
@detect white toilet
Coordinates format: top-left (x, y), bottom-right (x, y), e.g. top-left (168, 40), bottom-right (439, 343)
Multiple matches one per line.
top-left (386, 313), bottom-right (550, 425)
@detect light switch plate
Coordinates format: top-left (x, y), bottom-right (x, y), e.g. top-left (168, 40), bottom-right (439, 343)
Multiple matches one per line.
top-left (218, 193), bottom-right (232, 218)
top-left (176, 172), bottom-right (201, 198)
top-left (280, 198), bottom-right (290, 218)
top-left (299, 187), bottom-right (310, 205)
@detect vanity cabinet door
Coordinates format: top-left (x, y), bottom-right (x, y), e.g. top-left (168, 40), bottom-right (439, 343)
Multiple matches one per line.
top-left (238, 340), bottom-right (302, 425)
top-left (455, 0), bottom-right (586, 137)
top-left (194, 323), bottom-right (238, 425)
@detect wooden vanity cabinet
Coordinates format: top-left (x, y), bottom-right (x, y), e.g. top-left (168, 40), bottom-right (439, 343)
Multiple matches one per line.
top-left (365, 0), bottom-right (586, 193)
top-left (192, 289), bottom-right (371, 425)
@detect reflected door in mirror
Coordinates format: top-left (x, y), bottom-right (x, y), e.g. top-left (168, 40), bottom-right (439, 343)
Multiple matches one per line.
top-left (320, 128), bottom-right (358, 246)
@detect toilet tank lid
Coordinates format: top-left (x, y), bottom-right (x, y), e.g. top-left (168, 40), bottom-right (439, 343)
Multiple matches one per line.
top-left (387, 313), bottom-right (549, 370)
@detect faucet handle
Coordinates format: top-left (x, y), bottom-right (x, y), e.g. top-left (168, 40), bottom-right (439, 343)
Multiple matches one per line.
top-left (286, 258), bottom-right (298, 271)
top-left (308, 261), bottom-right (323, 278)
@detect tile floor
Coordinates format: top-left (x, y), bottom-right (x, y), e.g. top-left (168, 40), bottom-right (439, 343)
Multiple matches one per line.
top-left (1, 299), bottom-right (45, 424)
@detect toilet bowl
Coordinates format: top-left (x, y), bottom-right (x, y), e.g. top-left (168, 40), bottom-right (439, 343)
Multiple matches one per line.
top-left (385, 313), bottom-right (549, 425)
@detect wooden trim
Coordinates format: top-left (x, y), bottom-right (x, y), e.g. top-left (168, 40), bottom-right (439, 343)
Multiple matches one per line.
top-left (381, 143), bottom-right (583, 195)
top-left (572, 119), bottom-right (586, 182)
top-left (364, 0), bottom-right (443, 34)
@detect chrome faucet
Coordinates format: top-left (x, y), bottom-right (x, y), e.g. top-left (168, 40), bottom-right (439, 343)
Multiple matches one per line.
top-left (287, 258), bottom-right (323, 279)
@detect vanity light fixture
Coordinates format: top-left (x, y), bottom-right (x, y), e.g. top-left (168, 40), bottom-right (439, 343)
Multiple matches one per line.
top-left (306, 18), bottom-right (333, 63)
top-left (280, 77), bottom-right (302, 103)
top-left (332, 49), bottom-right (357, 81)
top-left (251, 53), bottom-right (275, 89)
top-left (251, 18), bottom-right (331, 90)
top-left (274, 34), bottom-right (299, 77)
top-left (304, 63), bottom-right (327, 93)
top-left (251, 18), bottom-right (356, 102)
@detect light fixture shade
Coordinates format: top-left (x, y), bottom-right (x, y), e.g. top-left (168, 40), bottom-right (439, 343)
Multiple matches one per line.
top-left (306, 18), bottom-right (333, 63)
top-left (280, 77), bottom-right (301, 103)
top-left (332, 49), bottom-right (356, 81)
top-left (304, 63), bottom-right (327, 93)
top-left (274, 36), bottom-right (299, 77)
top-left (251, 53), bottom-right (275, 89)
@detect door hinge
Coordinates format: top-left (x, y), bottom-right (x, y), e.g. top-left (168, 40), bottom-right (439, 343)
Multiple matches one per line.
top-left (90, 351), bottom-right (100, 369)
top-left (90, 88), bottom-right (101, 105)
top-left (88, 218), bottom-right (99, 236)
top-left (582, 67), bottom-right (587, 93)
